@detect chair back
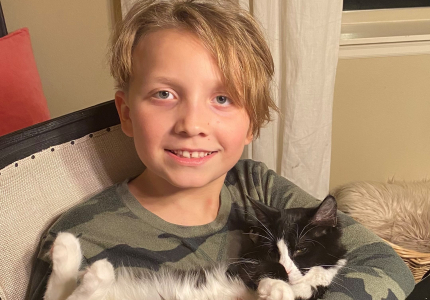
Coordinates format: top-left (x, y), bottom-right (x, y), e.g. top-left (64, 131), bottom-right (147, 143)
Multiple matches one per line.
top-left (0, 101), bottom-right (145, 300)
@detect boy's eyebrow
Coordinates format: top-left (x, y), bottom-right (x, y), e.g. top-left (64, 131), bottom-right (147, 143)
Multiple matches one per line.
top-left (147, 76), bottom-right (183, 90)
top-left (151, 76), bottom-right (228, 93)
top-left (152, 76), bottom-right (177, 84)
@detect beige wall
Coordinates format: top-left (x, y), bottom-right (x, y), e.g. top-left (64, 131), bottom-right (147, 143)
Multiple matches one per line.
top-left (2, 0), bottom-right (121, 118)
top-left (330, 54), bottom-right (430, 189)
top-left (3, 1), bottom-right (429, 187)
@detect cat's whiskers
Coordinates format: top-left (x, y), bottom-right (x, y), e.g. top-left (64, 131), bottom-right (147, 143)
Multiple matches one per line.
top-left (336, 265), bottom-right (360, 273)
top-left (241, 267), bottom-right (253, 280)
top-left (298, 221), bottom-right (313, 241)
top-left (253, 243), bottom-right (272, 251)
top-left (297, 222), bottom-right (316, 242)
top-left (233, 206), bottom-right (276, 243)
top-left (228, 259), bottom-right (259, 266)
top-left (261, 242), bottom-right (273, 248)
top-left (300, 263), bottom-right (343, 270)
top-left (241, 250), bottom-right (263, 257)
top-left (242, 232), bottom-right (272, 242)
top-left (330, 276), bottom-right (353, 296)
top-left (240, 209), bottom-right (275, 242)
top-left (302, 238), bottom-right (326, 249)
top-left (251, 223), bottom-right (275, 242)
top-left (327, 253), bottom-right (344, 260)
top-left (298, 224), bottom-right (319, 242)
top-left (299, 262), bottom-right (356, 284)
top-left (294, 223), bottom-right (300, 245)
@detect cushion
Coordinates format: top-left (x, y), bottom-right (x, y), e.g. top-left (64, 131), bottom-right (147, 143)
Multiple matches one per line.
top-left (331, 180), bottom-right (430, 253)
top-left (0, 28), bottom-right (50, 136)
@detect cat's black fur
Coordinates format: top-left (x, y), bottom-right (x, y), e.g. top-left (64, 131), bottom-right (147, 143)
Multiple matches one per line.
top-left (228, 195), bottom-right (347, 299)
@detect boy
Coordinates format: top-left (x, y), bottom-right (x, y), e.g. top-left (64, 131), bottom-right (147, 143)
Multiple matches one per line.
top-left (28, 0), bottom-right (415, 299)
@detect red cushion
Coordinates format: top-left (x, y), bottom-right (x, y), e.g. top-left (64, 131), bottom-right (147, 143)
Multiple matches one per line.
top-left (0, 28), bottom-right (50, 136)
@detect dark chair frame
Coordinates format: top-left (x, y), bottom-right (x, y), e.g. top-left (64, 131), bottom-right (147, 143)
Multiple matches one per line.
top-left (0, 1), bottom-right (8, 38)
top-left (0, 100), bottom-right (119, 170)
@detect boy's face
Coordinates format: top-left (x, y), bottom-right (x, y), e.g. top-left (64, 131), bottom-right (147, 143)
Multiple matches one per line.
top-left (115, 29), bottom-right (252, 190)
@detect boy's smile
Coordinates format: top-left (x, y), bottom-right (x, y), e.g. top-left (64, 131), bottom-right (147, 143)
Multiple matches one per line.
top-left (115, 28), bottom-right (252, 197)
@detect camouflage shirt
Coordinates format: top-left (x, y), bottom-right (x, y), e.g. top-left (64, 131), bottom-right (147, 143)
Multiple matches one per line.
top-left (27, 159), bottom-right (415, 299)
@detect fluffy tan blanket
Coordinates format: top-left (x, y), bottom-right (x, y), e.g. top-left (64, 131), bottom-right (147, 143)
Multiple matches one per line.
top-left (331, 180), bottom-right (430, 253)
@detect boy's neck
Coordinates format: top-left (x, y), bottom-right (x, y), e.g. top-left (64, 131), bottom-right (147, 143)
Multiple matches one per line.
top-left (127, 170), bottom-right (225, 226)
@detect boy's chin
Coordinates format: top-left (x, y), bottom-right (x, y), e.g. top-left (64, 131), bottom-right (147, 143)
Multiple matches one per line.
top-left (164, 173), bottom-right (224, 190)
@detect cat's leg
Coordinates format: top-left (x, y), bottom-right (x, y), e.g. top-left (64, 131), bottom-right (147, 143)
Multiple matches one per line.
top-left (45, 232), bottom-right (82, 300)
top-left (289, 283), bottom-right (313, 299)
top-left (65, 259), bottom-right (115, 300)
top-left (257, 278), bottom-right (294, 300)
top-left (289, 259), bottom-right (347, 299)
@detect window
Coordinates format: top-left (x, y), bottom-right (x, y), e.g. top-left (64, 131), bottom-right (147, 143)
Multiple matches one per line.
top-left (344, 0), bottom-right (430, 11)
top-left (339, 4), bottom-right (430, 59)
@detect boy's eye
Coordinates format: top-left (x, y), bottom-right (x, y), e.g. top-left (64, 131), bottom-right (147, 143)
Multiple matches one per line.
top-left (155, 91), bottom-right (174, 100)
top-left (215, 95), bottom-right (231, 105)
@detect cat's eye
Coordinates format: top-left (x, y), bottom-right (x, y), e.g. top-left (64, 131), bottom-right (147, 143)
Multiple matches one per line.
top-left (294, 247), bottom-right (308, 256)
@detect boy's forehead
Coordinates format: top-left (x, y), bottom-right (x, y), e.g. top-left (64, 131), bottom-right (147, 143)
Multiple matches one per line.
top-left (133, 29), bottom-right (202, 61)
top-left (131, 29), bottom-right (226, 86)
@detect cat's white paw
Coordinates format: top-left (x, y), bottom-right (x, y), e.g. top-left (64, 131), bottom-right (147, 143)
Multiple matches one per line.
top-left (258, 278), bottom-right (294, 300)
top-left (66, 259), bottom-right (115, 300)
top-left (83, 259), bottom-right (116, 283)
top-left (45, 232), bottom-right (82, 300)
top-left (51, 232), bottom-right (82, 277)
top-left (82, 260), bottom-right (115, 289)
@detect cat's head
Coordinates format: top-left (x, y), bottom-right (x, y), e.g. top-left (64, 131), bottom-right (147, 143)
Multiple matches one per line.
top-left (244, 196), bottom-right (347, 285)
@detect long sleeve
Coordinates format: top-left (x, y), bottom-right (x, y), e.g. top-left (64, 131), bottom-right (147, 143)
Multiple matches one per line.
top-left (315, 212), bottom-right (415, 299)
top-left (26, 232), bottom-right (53, 300)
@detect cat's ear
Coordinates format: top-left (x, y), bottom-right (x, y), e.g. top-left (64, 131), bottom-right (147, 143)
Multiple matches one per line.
top-left (311, 195), bottom-right (338, 227)
top-left (247, 196), bottom-right (280, 226)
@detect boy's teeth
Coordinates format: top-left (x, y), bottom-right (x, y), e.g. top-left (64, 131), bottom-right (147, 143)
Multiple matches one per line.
top-left (172, 150), bottom-right (213, 158)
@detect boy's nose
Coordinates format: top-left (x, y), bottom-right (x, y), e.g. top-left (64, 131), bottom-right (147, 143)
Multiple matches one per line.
top-left (173, 102), bottom-right (210, 137)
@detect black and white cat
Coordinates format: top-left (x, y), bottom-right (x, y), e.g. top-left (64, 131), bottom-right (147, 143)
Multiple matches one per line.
top-left (44, 196), bottom-right (347, 300)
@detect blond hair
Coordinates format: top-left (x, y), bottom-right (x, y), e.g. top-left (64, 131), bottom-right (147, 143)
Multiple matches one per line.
top-left (110, 0), bottom-right (278, 137)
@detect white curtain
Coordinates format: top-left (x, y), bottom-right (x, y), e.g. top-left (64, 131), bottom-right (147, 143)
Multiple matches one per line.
top-left (120, 0), bottom-right (137, 18)
top-left (240, 0), bottom-right (343, 199)
top-left (120, 0), bottom-right (343, 199)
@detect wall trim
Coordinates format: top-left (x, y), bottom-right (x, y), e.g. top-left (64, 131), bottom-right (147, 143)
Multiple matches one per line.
top-left (339, 7), bottom-right (430, 59)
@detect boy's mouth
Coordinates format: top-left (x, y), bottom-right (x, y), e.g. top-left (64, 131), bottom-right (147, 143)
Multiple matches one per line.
top-left (167, 149), bottom-right (216, 158)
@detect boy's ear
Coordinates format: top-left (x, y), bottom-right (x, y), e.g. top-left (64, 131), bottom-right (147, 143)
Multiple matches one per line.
top-left (115, 90), bottom-right (134, 137)
top-left (245, 128), bottom-right (253, 145)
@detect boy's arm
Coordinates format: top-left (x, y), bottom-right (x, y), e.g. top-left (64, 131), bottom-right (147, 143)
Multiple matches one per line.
top-left (235, 160), bottom-right (416, 299)
top-left (26, 233), bottom-right (53, 300)
top-left (316, 212), bottom-right (415, 299)
top-left (26, 258), bottom-right (50, 300)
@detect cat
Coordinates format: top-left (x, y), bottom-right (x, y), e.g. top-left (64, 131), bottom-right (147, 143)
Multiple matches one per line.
top-left (44, 196), bottom-right (347, 300)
